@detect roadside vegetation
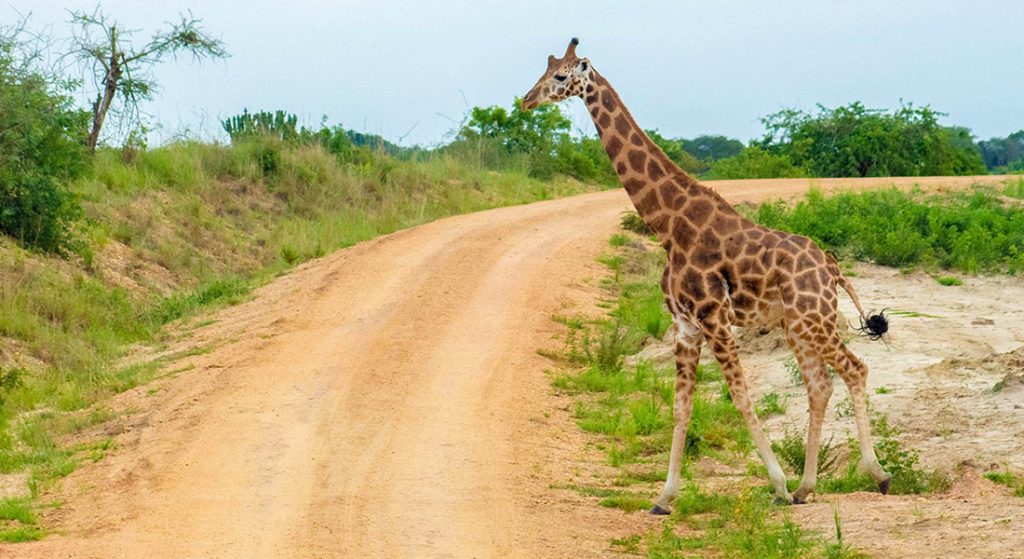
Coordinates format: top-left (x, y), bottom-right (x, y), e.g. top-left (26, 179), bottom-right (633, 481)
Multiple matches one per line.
top-left (751, 180), bottom-right (1024, 273)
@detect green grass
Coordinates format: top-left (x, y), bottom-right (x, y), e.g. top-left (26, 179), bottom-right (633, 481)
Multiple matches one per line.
top-left (983, 468), bottom-right (1024, 497)
top-left (757, 392), bottom-right (787, 417)
top-left (934, 276), bottom-right (963, 286)
top-left (751, 184), bottom-right (1024, 273)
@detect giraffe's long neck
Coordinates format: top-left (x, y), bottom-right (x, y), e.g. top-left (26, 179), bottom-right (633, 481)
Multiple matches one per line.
top-left (584, 70), bottom-right (698, 240)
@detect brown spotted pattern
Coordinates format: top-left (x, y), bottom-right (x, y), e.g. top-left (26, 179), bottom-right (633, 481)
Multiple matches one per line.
top-left (521, 39), bottom-right (891, 510)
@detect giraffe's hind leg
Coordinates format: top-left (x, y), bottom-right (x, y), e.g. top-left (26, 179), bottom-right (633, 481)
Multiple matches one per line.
top-left (783, 327), bottom-right (832, 504)
top-left (706, 324), bottom-right (793, 503)
top-left (820, 336), bottom-right (891, 492)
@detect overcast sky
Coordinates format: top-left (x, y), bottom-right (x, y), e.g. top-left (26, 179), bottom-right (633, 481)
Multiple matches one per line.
top-left (10, 1), bottom-right (1024, 146)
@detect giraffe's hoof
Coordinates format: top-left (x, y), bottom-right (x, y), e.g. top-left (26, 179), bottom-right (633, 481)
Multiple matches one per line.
top-left (878, 477), bottom-right (892, 495)
top-left (792, 495), bottom-right (807, 505)
top-left (649, 504), bottom-right (671, 515)
top-left (772, 496), bottom-right (794, 506)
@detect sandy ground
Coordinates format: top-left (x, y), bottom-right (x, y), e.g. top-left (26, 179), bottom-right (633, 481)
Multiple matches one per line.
top-left (5, 174), bottom-right (1020, 558)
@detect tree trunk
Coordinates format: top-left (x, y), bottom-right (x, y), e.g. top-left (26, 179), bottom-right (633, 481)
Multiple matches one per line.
top-left (85, 65), bottom-right (120, 152)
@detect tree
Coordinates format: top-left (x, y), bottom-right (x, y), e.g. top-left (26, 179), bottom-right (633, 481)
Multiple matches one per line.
top-left (0, 34), bottom-right (89, 251)
top-left (680, 135), bottom-right (744, 162)
top-left (68, 8), bottom-right (227, 151)
top-left (758, 102), bottom-right (986, 177)
top-left (979, 130), bottom-right (1024, 172)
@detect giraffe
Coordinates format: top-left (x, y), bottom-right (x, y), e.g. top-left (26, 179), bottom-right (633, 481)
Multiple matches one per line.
top-left (522, 38), bottom-right (891, 513)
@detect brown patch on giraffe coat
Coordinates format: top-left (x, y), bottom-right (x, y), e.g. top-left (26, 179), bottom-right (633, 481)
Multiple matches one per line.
top-left (606, 136), bottom-right (623, 160)
top-left (682, 269), bottom-right (706, 301)
top-left (711, 215), bottom-right (740, 236)
top-left (671, 216), bottom-right (697, 241)
top-left (636, 188), bottom-right (660, 214)
top-left (630, 133), bottom-right (644, 146)
top-left (622, 178), bottom-right (646, 194)
top-left (589, 106), bottom-right (600, 118)
top-left (616, 162), bottom-right (627, 174)
top-left (740, 276), bottom-right (763, 295)
top-left (774, 251), bottom-right (796, 273)
top-left (670, 249), bottom-right (688, 268)
top-left (794, 270), bottom-right (820, 292)
top-left (648, 213), bottom-right (669, 234)
top-left (698, 229), bottom-right (720, 249)
top-left (614, 114), bottom-right (630, 136)
top-left (707, 273), bottom-right (725, 299)
top-left (693, 247), bottom-right (723, 269)
top-left (598, 112), bottom-right (611, 129)
top-left (737, 256), bottom-right (765, 276)
top-left (648, 159), bottom-right (665, 181)
top-left (658, 183), bottom-right (684, 209)
top-left (796, 252), bottom-right (816, 271)
top-left (628, 150), bottom-right (647, 173)
top-left (601, 89), bottom-right (618, 112)
top-left (795, 294), bottom-right (816, 313)
top-left (683, 199), bottom-right (713, 227)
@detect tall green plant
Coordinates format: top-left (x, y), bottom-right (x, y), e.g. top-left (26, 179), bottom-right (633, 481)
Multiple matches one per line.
top-left (0, 39), bottom-right (89, 252)
top-left (222, 109), bottom-right (300, 143)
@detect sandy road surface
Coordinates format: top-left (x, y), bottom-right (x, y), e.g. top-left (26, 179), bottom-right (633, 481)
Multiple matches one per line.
top-left (8, 175), bottom-right (1010, 558)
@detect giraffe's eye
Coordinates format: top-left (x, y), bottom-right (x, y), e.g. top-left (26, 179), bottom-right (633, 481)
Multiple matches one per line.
top-left (554, 74), bottom-right (567, 82)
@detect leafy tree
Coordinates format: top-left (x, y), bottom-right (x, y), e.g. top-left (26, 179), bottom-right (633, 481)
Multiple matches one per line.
top-left (462, 101), bottom-right (572, 156)
top-left (0, 37), bottom-right (89, 251)
top-left (704, 146), bottom-right (806, 180)
top-left (69, 7), bottom-right (227, 151)
top-left (758, 102), bottom-right (986, 177)
top-left (979, 130), bottom-right (1024, 172)
top-left (680, 135), bottom-right (744, 162)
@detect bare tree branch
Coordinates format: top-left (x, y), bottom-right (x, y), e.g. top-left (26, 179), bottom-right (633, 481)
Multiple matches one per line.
top-left (66, 6), bottom-right (228, 150)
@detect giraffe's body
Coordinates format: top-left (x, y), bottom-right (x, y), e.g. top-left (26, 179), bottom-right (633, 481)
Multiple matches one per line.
top-left (523, 39), bottom-right (891, 511)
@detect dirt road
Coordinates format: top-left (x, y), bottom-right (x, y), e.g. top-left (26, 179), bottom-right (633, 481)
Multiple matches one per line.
top-left (9, 175), bottom-right (1011, 558)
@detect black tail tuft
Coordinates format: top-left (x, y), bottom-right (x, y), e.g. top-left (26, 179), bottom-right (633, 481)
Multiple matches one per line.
top-left (856, 310), bottom-right (889, 341)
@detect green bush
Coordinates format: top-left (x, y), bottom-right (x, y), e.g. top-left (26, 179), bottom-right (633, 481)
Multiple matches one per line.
top-left (752, 187), bottom-right (1024, 273)
top-left (705, 146), bottom-right (806, 180)
top-left (0, 41), bottom-right (90, 252)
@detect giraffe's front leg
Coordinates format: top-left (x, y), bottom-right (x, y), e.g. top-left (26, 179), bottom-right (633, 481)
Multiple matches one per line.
top-left (650, 316), bottom-right (702, 515)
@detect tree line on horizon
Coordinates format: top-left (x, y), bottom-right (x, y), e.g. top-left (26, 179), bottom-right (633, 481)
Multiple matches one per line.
top-left (2, 9), bottom-right (1023, 255)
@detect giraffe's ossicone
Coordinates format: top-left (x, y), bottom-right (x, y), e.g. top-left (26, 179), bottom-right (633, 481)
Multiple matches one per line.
top-left (522, 38), bottom-right (892, 512)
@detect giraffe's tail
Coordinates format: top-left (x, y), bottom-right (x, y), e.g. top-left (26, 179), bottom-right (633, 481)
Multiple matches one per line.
top-left (825, 252), bottom-right (889, 340)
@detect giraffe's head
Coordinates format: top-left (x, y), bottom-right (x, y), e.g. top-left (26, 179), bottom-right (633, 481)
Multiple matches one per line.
top-left (521, 37), bottom-right (593, 111)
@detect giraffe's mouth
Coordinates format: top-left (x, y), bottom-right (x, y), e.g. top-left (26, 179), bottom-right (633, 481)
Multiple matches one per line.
top-left (521, 91), bottom-right (540, 111)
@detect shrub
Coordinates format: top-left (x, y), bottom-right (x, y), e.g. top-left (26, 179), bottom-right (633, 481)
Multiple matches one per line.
top-left (705, 146), bottom-right (806, 180)
top-left (752, 187), bottom-right (1024, 273)
top-left (0, 41), bottom-right (90, 252)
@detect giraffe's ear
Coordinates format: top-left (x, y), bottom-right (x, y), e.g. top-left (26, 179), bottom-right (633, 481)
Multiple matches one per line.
top-left (578, 58), bottom-right (590, 72)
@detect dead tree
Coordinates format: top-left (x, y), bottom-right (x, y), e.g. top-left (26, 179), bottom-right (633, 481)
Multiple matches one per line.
top-left (69, 8), bottom-right (227, 151)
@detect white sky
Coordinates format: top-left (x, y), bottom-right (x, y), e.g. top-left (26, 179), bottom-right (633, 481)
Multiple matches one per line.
top-left (9, 0), bottom-right (1024, 146)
